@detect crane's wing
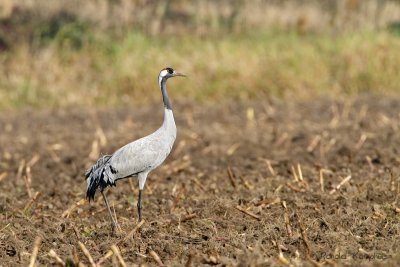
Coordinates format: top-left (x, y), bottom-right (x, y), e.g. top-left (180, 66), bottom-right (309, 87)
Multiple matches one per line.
top-left (109, 134), bottom-right (168, 179)
top-left (85, 128), bottom-right (174, 200)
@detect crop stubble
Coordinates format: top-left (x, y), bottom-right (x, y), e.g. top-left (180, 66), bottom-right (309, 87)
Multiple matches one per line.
top-left (1, 97), bottom-right (400, 266)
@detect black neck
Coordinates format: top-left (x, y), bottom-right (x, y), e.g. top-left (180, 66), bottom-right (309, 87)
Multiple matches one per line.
top-left (159, 77), bottom-right (172, 110)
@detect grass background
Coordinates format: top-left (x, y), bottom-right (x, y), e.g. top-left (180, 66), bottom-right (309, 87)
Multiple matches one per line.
top-left (0, 0), bottom-right (400, 110)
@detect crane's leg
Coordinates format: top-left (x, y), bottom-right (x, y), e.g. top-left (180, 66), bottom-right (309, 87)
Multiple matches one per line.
top-left (100, 189), bottom-right (118, 235)
top-left (137, 172), bottom-right (148, 222)
top-left (137, 189), bottom-right (143, 222)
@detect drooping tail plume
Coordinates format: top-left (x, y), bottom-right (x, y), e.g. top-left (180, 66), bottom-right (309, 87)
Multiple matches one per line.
top-left (85, 155), bottom-right (114, 201)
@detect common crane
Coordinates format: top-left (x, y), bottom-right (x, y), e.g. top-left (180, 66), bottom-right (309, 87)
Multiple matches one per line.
top-left (85, 67), bottom-right (185, 234)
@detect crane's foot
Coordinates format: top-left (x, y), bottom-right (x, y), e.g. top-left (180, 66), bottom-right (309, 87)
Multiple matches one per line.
top-left (137, 207), bottom-right (143, 234)
top-left (110, 221), bottom-right (120, 237)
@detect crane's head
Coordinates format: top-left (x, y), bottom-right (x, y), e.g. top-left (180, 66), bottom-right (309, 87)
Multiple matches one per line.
top-left (159, 67), bottom-right (186, 80)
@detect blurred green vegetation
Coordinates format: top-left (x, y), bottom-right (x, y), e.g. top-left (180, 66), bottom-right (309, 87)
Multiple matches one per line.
top-left (0, 0), bottom-right (399, 110)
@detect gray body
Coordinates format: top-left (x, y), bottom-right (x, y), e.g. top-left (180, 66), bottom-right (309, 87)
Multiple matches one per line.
top-left (104, 108), bottom-right (176, 189)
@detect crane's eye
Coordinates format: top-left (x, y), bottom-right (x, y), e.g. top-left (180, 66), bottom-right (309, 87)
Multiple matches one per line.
top-left (166, 68), bottom-right (174, 74)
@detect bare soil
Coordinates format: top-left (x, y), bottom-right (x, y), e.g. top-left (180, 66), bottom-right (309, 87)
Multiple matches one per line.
top-left (1, 97), bottom-right (400, 266)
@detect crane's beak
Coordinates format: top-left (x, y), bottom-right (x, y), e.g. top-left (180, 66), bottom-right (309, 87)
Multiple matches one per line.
top-left (173, 72), bottom-right (186, 77)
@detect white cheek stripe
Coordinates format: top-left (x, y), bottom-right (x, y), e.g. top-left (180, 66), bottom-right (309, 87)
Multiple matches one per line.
top-left (160, 70), bottom-right (169, 77)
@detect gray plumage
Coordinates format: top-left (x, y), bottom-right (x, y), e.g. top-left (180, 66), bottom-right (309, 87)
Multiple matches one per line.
top-left (85, 109), bottom-right (176, 199)
top-left (85, 67), bottom-right (185, 233)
